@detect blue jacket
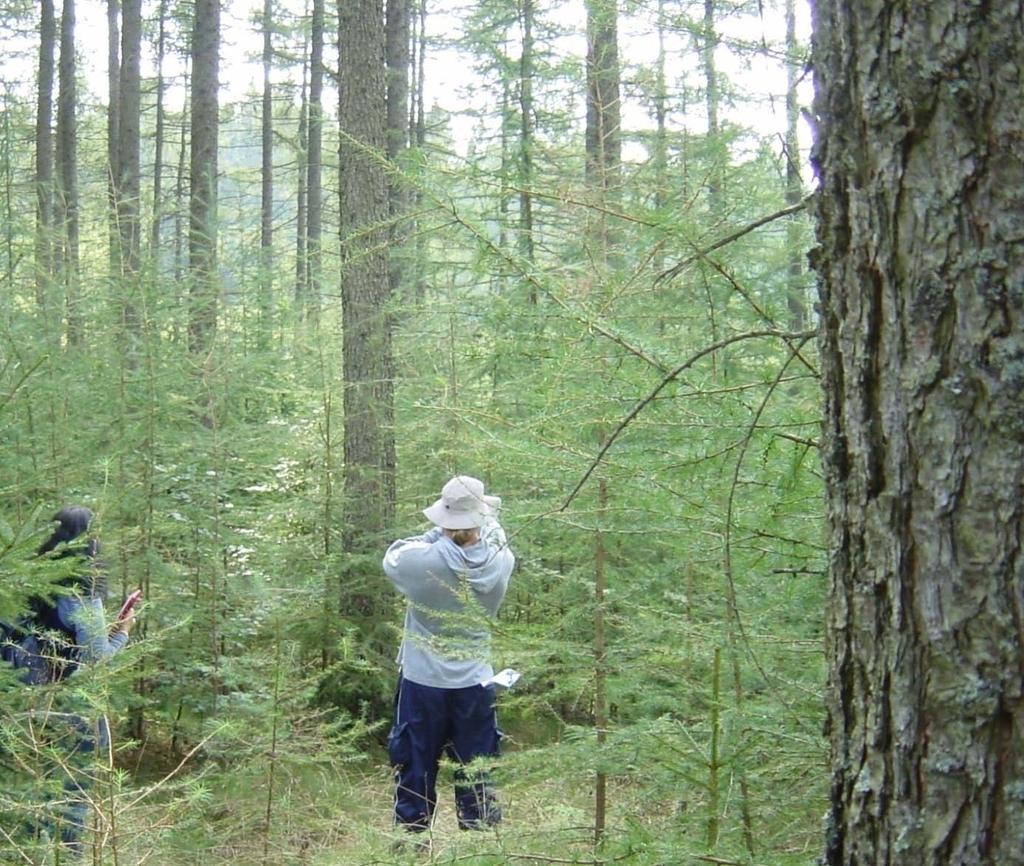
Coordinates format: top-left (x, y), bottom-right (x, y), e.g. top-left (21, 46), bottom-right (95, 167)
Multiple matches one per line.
top-left (2, 595), bottom-right (128, 685)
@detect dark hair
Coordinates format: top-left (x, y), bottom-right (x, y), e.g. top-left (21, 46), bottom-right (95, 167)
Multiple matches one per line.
top-left (35, 506), bottom-right (106, 598)
top-left (448, 527), bottom-right (479, 548)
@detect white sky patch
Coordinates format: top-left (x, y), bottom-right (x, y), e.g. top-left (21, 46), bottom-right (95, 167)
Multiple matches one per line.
top-left (50, 0), bottom-right (812, 164)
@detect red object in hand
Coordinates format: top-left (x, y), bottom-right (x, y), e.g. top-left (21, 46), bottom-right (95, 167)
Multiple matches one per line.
top-left (118, 589), bottom-right (143, 621)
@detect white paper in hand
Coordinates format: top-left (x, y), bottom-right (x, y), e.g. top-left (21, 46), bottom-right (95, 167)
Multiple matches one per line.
top-left (482, 668), bottom-right (521, 689)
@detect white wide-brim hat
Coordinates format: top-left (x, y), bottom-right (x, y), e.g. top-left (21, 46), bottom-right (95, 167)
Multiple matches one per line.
top-left (423, 475), bottom-right (501, 529)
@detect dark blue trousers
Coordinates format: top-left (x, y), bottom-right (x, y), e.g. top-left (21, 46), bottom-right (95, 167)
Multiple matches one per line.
top-left (388, 677), bottom-right (502, 831)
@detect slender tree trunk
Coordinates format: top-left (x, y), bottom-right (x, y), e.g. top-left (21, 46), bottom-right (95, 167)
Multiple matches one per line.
top-left (1, 89), bottom-right (13, 304)
top-left (784, 0), bottom-right (805, 331)
top-left (174, 69), bottom-right (189, 288)
top-left (117, 0), bottom-right (142, 340)
top-left (701, 0), bottom-right (721, 214)
top-left (259, 0), bottom-right (274, 349)
top-left (294, 44), bottom-right (308, 317)
top-left (173, 66), bottom-right (190, 347)
top-left (188, 0), bottom-right (220, 357)
top-left (585, 0), bottom-right (621, 258)
top-left (306, 0), bottom-right (324, 325)
top-left (518, 0), bottom-right (535, 281)
top-left (385, 0), bottom-right (410, 163)
top-left (584, 0), bottom-right (620, 837)
top-left (811, 2), bottom-right (1024, 863)
top-left (593, 473), bottom-right (608, 847)
top-left (385, 0), bottom-right (410, 299)
top-left (107, 0), bottom-right (120, 275)
top-left (35, 0), bottom-right (56, 312)
top-left (56, 0), bottom-right (80, 346)
top-left (409, 0), bottom-right (427, 301)
top-left (414, 0), bottom-right (425, 149)
top-left (652, 0), bottom-right (668, 284)
top-left (338, 0), bottom-right (394, 550)
top-left (151, 0), bottom-right (169, 256)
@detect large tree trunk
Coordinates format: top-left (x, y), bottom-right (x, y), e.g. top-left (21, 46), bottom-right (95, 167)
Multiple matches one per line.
top-left (338, 0), bottom-right (394, 550)
top-left (811, 2), bottom-right (1024, 863)
top-left (188, 0), bottom-right (220, 356)
top-left (35, 0), bottom-right (55, 312)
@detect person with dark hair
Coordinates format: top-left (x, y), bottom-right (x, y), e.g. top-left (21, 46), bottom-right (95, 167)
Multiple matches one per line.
top-left (383, 476), bottom-right (515, 846)
top-left (1, 506), bottom-right (134, 859)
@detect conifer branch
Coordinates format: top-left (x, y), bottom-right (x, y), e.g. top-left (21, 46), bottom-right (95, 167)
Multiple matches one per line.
top-left (561, 328), bottom-right (816, 511)
top-left (656, 197), bottom-right (810, 283)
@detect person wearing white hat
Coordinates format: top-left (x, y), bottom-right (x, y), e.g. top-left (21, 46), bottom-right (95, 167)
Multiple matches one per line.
top-left (383, 475), bottom-right (515, 841)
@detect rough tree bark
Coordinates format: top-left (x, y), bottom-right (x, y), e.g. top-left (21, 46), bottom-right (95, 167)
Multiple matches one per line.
top-left (55, 0), bottom-right (80, 345)
top-left (306, 0), bottom-right (324, 325)
top-left (116, 0), bottom-right (142, 338)
top-left (584, 0), bottom-right (620, 265)
top-left (701, 0), bottom-right (721, 215)
top-left (385, 0), bottom-right (410, 300)
top-left (151, 0), bottom-right (169, 255)
top-left (784, 0), bottom-right (805, 332)
top-left (188, 0), bottom-right (220, 356)
top-left (259, 0), bottom-right (274, 349)
top-left (811, 2), bottom-right (1023, 863)
top-left (518, 0), bottom-right (535, 277)
top-left (107, 0), bottom-right (120, 274)
top-left (35, 0), bottom-right (55, 312)
top-left (338, 0), bottom-right (395, 549)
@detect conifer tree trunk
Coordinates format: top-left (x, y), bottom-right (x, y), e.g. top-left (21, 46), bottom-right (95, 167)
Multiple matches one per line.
top-left (593, 473), bottom-right (608, 846)
top-left (338, 0), bottom-right (395, 549)
top-left (583, 1), bottom-right (620, 842)
top-left (173, 67), bottom-right (189, 292)
top-left (585, 0), bottom-right (620, 264)
top-left (151, 0), bottom-right (169, 255)
top-left (306, 0), bottom-right (324, 325)
top-left (652, 0), bottom-right (667, 276)
top-left (811, 2), bottom-right (1024, 862)
top-left (413, 0), bottom-right (425, 149)
top-left (107, 0), bottom-right (120, 274)
top-left (784, 0), bottom-right (805, 331)
top-left (56, 0), bottom-right (80, 345)
top-left (1, 92), bottom-right (11, 296)
top-left (409, 0), bottom-right (427, 301)
top-left (259, 0), bottom-right (274, 349)
top-left (116, 0), bottom-right (142, 337)
top-left (385, 0), bottom-right (410, 297)
top-left (295, 48), bottom-right (308, 317)
top-left (518, 0), bottom-right (535, 282)
top-left (385, 0), bottom-right (410, 164)
top-left (35, 0), bottom-right (55, 312)
top-left (188, 0), bottom-right (220, 356)
top-left (701, 0), bottom-right (721, 214)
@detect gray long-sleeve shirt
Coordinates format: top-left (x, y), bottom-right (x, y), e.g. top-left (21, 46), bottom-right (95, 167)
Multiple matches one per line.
top-left (383, 522), bottom-right (514, 688)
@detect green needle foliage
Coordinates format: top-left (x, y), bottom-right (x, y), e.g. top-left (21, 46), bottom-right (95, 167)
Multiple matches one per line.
top-left (0, 0), bottom-right (826, 862)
